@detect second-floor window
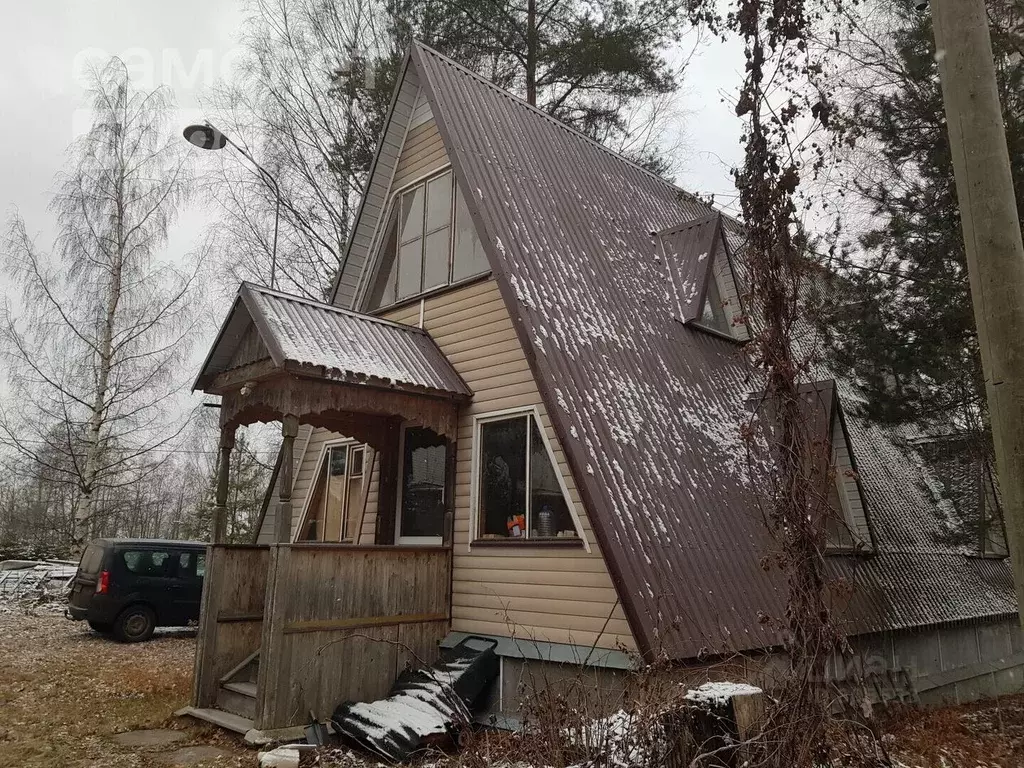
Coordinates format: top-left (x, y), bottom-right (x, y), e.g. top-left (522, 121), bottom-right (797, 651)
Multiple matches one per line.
top-left (367, 169), bottom-right (490, 311)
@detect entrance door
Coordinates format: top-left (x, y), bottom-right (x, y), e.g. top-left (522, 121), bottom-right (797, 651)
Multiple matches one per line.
top-left (395, 427), bottom-right (448, 545)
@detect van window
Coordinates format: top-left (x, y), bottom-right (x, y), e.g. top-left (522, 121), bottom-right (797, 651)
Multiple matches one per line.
top-left (177, 552), bottom-right (206, 578)
top-left (79, 544), bottom-right (105, 574)
top-left (122, 550), bottom-right (171, 576)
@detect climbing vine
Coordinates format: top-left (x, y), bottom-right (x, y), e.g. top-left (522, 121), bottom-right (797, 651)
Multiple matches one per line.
top-left (688, 1), bottom-right (861, 765)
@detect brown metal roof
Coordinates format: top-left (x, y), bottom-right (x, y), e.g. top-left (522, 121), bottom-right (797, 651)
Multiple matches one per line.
top-left (195, 283), bottom-right (471, 400)
top-left (411, 42), bottom-right (1017, 659)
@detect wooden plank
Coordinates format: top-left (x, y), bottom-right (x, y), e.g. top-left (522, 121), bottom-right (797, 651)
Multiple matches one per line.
top-left (282, 611), bottom-right (449, 635)
top-left (915, 650), bottom-right (1024, 692)
top-left (253, 545), bottom-right (452, 727)
top-left (193, 545), bottom-right (223, 708)
top-left (396, 620), bottom-right (449, 674)
top-left (256, 544), bottom-right (290, 729)
top-left (216, 612), bottom-right (265, 623)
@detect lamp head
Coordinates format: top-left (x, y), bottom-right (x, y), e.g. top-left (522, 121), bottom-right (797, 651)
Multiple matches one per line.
top-left (183, 124), bottom-right (228, 150)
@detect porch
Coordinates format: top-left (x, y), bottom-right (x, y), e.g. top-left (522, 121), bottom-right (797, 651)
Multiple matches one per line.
top-left (188, 543), bottom-right (451, 733)
top-left (184, 283), bottom-right (471, 735)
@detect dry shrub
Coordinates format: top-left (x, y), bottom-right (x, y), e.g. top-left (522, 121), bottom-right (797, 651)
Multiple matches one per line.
top-left (438, 655), bottom-right (707, 768)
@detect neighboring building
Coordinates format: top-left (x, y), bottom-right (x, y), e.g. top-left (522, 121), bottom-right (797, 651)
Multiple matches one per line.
top-left (185, 43), bottom-right (1021, 737)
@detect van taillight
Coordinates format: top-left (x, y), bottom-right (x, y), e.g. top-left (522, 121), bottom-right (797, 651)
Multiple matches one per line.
top-left (96, 571), bottom-right (109, 595)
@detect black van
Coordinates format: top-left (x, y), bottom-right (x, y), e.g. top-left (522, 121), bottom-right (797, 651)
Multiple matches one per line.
top-left (67, 539), bottom-right (207, 642)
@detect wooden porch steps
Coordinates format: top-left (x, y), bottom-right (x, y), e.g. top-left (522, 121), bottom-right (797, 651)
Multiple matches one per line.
top-left (217, 680), bottom-right (257, 719)
top-left (176, 706), bottom-right (253, 735)
top-left (220, 649), bottom-right (260, 685)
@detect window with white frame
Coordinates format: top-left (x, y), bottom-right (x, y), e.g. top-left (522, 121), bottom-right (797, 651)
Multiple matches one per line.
top-left (396, 427), bottom-right (448, 543)
top-left (366, 169), bottom-right (490, 311)
top-left (475, 413), bottom-right (580, 541)
top-left (297, 443), bottom-right (366, 542)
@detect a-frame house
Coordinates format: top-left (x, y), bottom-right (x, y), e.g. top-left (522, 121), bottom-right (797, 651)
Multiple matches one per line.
top-left (185, 42), bottom-right (1020, 736)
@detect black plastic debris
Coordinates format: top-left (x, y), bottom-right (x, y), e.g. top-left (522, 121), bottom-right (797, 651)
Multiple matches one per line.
top-left (331, 636), bottom-right (499, 762)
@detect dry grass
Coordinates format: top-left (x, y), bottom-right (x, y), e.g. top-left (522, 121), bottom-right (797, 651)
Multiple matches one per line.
top-left (879, 694), bottom-right (1024, 768)
top-left (0, 611), bottom-right (252, 767)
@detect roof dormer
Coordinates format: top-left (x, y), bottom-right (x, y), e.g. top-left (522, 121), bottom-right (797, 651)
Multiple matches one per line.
top-left (657, 212), bottom-right (749, 342)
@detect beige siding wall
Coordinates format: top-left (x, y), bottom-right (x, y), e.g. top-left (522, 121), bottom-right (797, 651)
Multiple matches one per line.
top-left (280, 111), bottom-right (634, 651)
top-left (382, 280), bottom-right (636, 651)
top-left (391, 118), bottom-right (447, 191)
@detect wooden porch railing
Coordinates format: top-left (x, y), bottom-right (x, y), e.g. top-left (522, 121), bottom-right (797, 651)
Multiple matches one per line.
top-left (256, 544), bottom-right (451, 730)
top-left (193, 544), bottom-right (270, 708)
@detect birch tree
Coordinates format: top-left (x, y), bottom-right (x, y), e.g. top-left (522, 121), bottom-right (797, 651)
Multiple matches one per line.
top-left (0, 59), bottom-right (202, 552)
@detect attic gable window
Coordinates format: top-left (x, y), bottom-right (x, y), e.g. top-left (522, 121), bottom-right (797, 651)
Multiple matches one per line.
top-left (366, 169), bottom-right (489, 311)
top-left (755, 382), bottom-right (872, 553)
top-left (914, 435), bottom-right (1009, 558)
top-left (658, 212), bottom-right (749, 342)
top-left (825, 411), bottom-right (869, 552)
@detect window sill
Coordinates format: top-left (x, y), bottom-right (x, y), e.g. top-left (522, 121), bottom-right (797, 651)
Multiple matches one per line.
top-left (369, 272), bottom-right (492, 316)
top-left (472, 537), bottom-right (585, 549)
top-left (679, 317), bottom-right (747, 345)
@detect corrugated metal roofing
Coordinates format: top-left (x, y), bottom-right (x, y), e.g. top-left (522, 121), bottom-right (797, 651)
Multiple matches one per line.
top-left (410, 42), bottom-right (1017, 659)
top-left (196, 283), bottom-right (471, 399)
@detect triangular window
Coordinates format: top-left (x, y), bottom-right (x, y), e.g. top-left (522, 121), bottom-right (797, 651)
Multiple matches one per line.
top-left (700, 274), bottom-right (731, 334)
top-left (365, 170), bottom-right (489, 311)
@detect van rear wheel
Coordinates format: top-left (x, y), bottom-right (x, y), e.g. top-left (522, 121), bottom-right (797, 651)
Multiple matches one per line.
top-left (113, 605), bottom-right (155, 643)
top-left (87, 620), bottom-right (112, 634)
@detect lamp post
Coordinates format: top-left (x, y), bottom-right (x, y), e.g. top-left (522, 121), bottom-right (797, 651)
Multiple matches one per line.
top-left (183, 122), bottom-right (281, 290)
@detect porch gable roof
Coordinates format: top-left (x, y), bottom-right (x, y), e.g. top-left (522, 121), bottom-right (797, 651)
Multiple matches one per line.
top-left (194, 282), bottom-right (472, 400)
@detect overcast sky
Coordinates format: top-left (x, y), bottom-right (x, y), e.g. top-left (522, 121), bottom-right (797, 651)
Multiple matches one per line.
top-left (0, 1), bottom-right (744, 439)
top-left (0, 0), bottom-right (744, 263)
top-left (0, 0), bottom-right (745, 460)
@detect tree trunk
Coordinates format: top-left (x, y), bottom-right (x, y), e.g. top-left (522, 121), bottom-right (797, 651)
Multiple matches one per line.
top-left (74, 96), bottom-right (128, 554)
top-left (526, 0), bottom-right (538, 105)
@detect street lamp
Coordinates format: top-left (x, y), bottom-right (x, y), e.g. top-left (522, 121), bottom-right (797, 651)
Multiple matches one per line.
top-left (183, 122), bottom-right (281, 290)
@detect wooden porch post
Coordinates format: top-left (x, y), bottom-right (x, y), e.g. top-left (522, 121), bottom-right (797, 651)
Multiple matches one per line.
top-left (442, 432), bottom-right (458, 547)
top-left (275, 414), bottom-right (299, 543)
top-left (213, 427), bottom-right (235, 543)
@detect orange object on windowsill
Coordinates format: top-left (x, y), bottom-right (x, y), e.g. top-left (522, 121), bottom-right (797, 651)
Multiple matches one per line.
top-left (506, 513), bottom-right (526, 538)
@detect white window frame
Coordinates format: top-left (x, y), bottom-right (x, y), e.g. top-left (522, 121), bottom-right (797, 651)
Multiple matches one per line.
top-left (357, 164), bottom-right (490, 313)
top-left (293, 437), bottom-right (359, 544)
top-left (468, 405), bottom-right (591, 553)
top-left (395, 423), bottom-right (447, 546)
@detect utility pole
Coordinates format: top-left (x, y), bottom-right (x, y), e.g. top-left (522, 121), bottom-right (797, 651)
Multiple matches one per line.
top-left (931, 0), bottom-right (1024, 624)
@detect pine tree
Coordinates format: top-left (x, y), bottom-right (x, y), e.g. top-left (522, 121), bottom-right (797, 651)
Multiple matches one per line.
top-left (369, 0), bottom-right (686, 173)
top-left (817, 0), bottom-right (1024, 435)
